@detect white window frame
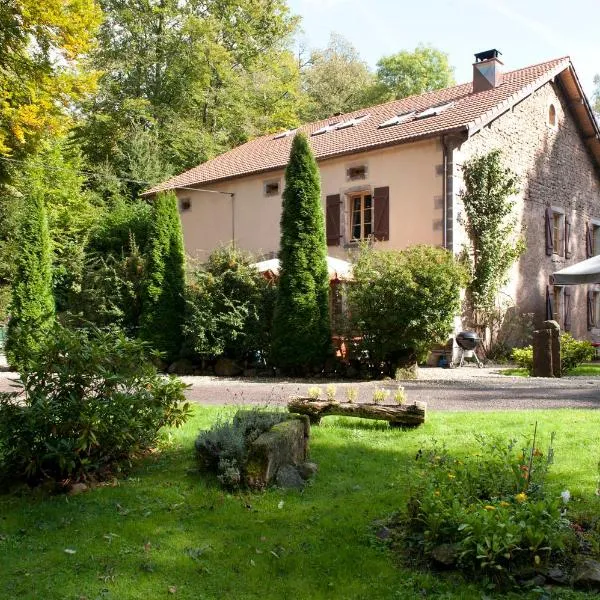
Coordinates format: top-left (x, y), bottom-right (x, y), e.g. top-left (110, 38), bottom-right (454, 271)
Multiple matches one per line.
top-left (348, 191), bottom-right (374, 241)
top-left (263, 179), bottom-right (281, 197)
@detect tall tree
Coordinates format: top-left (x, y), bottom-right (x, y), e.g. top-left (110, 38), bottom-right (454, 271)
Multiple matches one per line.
top-left (77, 0), bottom-right (300, 182)
top-left (593, 74), bottom-right (600, 116)
top-left (140, 192), bottom-right (186, 363)
top-left (0, 0), bottom-right (100, 170)
top-left (300, 33), bottom-right (375, 122)
top-left (271, 133), bottom-right (331, 373)
top-left (5, 174), bottom-right (55, 371)
top-left (375, 44), bottom-right (455, 100)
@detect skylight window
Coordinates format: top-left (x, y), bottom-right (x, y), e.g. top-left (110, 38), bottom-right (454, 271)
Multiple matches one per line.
top-left (414, 101), bottom-right (455, 119)
top-left (378, 112), bottom-right (416, 129)
top-left (312, 122), bottom-right (339, 136)
top-left (334, 114), bottom-right (370, 130)
top-left (273, 128), bottom-right (297, 140)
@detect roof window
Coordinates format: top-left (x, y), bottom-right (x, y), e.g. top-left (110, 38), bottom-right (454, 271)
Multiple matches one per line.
top-left (334, 114), bottom-right (370, 130)
top-left (378, 111), bottom-right (416, 129)
top-left (312, 122), bottom-right (340, 136)
top-left (414, 101), bottom-right (455, 120)
top-left (273, 128), bottom-right (297, 140)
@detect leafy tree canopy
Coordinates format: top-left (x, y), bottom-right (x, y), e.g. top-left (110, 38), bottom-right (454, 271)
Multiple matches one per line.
top-left (593, 74), bottom-right (600, 116)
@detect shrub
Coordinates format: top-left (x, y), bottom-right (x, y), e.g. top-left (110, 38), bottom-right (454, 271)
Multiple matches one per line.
top-left (348, 245), bottom-right (467, 375)
top-left (271, 133), bottom-right (331, 373)
top-left (183, 246), bottom-right (276, 363)
top-left (195, 409), bottom-right (289, 489)
top-left (6, 179), bottom-right (55, 372)
top-left (511, 333), bottom-right (595, 375)
top-left (0, 324), bottom-right (190, 483)
top-left (140, 192), bottom-right (186, 362)
top-left (400, 432), bottom-right (570, 585)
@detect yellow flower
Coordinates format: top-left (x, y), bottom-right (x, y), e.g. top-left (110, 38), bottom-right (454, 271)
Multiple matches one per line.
top-left (484, 505), bottom-right (496, 511)
top-left (434, 490), bottom-right (441, 496)
top-left (515, 492), bottom-right (528, 503)
top-left (499, 501), bottom-right (510, 507)
top-left (447, 473), bottom-right (456, 479)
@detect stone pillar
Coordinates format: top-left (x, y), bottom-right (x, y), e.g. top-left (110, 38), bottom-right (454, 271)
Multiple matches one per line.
top-left (532, 320), bottom-right (561, 378)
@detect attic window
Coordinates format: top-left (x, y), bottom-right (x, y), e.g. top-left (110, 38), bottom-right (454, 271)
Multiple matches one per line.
top-left (264, 180), bottom-right (280, 197)
top-left (334, 114), bottom-right (370, 130)
top-left (548, 104), bottom-right (557, 128)
top-left (378, 111), bottom-right (416, 128)
top-left (414, 101), bottom-right (455, 120)
top-left (179, 197), bottom-right (191, 212)
top-left (273, 128), bottom-right (297, 140)
top-left (346, 165), bottom-right (367, 181)
top-left (312, 122), bottom-right (339, 136)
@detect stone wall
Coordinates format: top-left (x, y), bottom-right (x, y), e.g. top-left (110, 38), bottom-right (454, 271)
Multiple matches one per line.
top-left (453, 80), bottom-right (600, 342)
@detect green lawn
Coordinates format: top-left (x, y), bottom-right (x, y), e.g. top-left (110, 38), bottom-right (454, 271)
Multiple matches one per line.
top-left (1, 407), bottom-right (600, 599)
top-left (501, 364), bottom-right (600, 377)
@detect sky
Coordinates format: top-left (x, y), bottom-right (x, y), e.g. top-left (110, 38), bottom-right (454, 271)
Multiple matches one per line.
top-left (288, 0), bottom-right (599, 99)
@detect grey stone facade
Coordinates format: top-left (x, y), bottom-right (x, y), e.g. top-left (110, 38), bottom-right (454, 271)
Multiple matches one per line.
top-left (452, 81), bottom-right (600, 342)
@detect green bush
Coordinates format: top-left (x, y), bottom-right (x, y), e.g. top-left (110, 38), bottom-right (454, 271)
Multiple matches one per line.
top-left (0, 324), bottom-right (190, 483)
top-left (183, 246), bottom-right (276, 363)
top-left (401, 433), bottom-right (570, 584)
top-left (348, 245), bottom-right (467, 374)
top-left (195, 409), bottom-right (289, 489)
top-left (511, 333), bottom-right (595, 375)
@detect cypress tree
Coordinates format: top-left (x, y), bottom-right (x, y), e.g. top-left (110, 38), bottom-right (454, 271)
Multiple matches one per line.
top-left (140, 192), bottom-right (186, 362)
top-left (271, 133), bottom-right (331, 372)
top-left (6, 185), bottom-right (55, 371)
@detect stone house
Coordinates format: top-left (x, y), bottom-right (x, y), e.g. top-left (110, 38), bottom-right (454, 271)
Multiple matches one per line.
top-left (145, 50), bottom-right (600, 343)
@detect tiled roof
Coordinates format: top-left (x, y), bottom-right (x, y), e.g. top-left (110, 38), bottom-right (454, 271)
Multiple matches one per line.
top-left (145, 57), bottom-right (571, 194)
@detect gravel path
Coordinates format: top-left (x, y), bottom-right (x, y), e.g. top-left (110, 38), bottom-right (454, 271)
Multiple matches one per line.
top-left (1, 365), bottom-right (599, 411)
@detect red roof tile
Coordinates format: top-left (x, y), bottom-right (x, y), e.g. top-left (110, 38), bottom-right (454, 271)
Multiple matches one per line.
top-left (145, 57), bottom-right (570, 194)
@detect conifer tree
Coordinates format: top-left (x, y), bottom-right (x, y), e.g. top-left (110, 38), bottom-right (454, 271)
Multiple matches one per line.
top-left (6, 182), bottom-right (55, 371)
top-left (140, 192), bottom-right (186, 362)
top-left (271, 133), bottom-right (331, 372)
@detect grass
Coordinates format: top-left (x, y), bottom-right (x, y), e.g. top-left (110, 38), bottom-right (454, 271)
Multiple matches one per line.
top-left (500, 363), bottom-right (600, 377)
top-left (1, 406), bottom-right (600, 599)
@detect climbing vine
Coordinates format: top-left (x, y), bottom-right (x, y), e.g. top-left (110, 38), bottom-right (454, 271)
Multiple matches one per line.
top-left (459, 150), bottom-right (525, 345)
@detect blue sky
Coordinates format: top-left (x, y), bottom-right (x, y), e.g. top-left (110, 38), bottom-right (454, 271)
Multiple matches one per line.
top-left (288, 0), bottom-right (599, 99)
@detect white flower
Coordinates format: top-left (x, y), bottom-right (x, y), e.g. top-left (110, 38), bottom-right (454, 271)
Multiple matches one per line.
top-left (560, 490), bottom-right (571, 504)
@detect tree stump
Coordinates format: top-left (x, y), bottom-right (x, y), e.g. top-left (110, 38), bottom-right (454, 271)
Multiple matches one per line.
top-left (287, 397), bottom-right (426, 427)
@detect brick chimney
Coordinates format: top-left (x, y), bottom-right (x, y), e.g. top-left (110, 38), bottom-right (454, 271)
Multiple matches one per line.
top-left (473, 49), bottom-right (503, 93)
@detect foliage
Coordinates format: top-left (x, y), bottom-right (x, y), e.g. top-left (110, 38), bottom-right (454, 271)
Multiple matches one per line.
top-left (77, 0), bottom-right (299, 182)
top-left (459, 150), bottom-right (524, 346)
top-left (140, 192), bottom-right (186, 363)
top-left (348, 245), bottom-right (467, 373)
top-left (375, 44), bottom-right (455, 100)
top-left (271, 133), bottom-right (332, 373)
top-left (372, 388), bottom-right (390, 404)
top-left (593, 74), bottom-right (600, 115)
top-left (511, 333), bottom-right (595, 375)
top-left (402, 432), bottom-right (570, 584)
top-left (300, 34), bottom-right (376, 122)
top-left (195, 409), bottom-right (289, 489)
top-left (182, 246), bottom-right (276, 363)
top-left (0, 0), bottom-right (100, 166)
top-left (5, 177), bottom-right (55, 371)
top-left (0, 324), bottom-right (190, 483)
top-left (345, 386), bottom-right (358, 403)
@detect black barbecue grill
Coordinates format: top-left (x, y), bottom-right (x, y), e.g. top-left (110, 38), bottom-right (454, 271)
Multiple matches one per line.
top-left (454, 331), bottom-right (482, 367)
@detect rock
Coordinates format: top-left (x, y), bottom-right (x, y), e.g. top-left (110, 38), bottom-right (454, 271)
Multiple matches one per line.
top-left (167, 358), bottom-right (195, 375)
top-left (245, 416), bottom-right (310, 490)
top-left (68, 483), bottom-right (88, 496)
top-left (573, 559), bottom-right (600, 590)
top-left (546, 567), bottom-right (568, 585)
top-left (431, 543), bottom-right (458, 567)
top-left (297, 462), bottom-right (318, 480)
top-left (214, 358), bottom-right (243, 377)
top-left (275, 465), bottom-right (305, 489)
top-left (522, 574), bottom-right (546, 588)
top-left (375, 526), bottom-right (391, 540)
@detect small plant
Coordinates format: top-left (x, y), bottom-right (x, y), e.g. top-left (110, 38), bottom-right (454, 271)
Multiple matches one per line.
top-left (372, 388), bottom-right (390, 404)
top-left (307, 386), bottom-right (322, 400)
top-left (345, 386), bottom-right (358, 403)
top-left (325, 385), bottom-right (336, 401)
top-left (395, 366), bottom-right (418, 380)
top-left (393, 387), bottom-right (406, 405)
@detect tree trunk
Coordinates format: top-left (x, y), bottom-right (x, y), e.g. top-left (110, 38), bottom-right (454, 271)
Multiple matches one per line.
top-left (288, 397), bottom-right (426, 427)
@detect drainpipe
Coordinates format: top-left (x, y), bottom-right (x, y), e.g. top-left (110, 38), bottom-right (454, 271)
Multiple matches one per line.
top-left (230, 192), bottom-right (236, 248)
top-left (442, 136), bottom-right (448, 251)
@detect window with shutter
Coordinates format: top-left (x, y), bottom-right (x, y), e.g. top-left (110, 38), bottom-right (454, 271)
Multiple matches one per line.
top-left (586, 223), bottom-right (593, 258)
top-left (564, 287), bottom-right (572, 331)
top-left (326, 194), bottom-right (341, 246)
top-left (564, 215), bottom-right (572, 259)
top-left (588, 290), bottom-right (595, 330)
top-left (373, 186), bottom-right (390, 241)
top-left (545, 208), bottom-right (553, 256)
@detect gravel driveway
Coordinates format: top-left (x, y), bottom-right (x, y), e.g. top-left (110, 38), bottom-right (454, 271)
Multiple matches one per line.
top-left (1, 365), bottom-right (599, 411)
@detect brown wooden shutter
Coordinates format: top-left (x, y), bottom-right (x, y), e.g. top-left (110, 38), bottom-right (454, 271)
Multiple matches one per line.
top-left (545, 207), bottom-right (553, 256)
top-left (546, 285), bottom-right (554, 321)
top-left (373, 186), bottom-right (389, 241)
top-left (564, 215), bottom-right (572, 259)
top-left (588, 290), bottom-right (595, 330)
top-left (564, 287), bottom-right (572, 331)
top-left (326, 194), bottom-right (341, 246)
top-left (586, 222), bottom-right (594, 258)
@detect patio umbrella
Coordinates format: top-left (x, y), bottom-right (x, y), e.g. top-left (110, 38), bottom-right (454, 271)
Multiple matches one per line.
top-left (252, 256), bottom-right (353, 281)
top-left (551, 255), bottom-right (600, 285)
